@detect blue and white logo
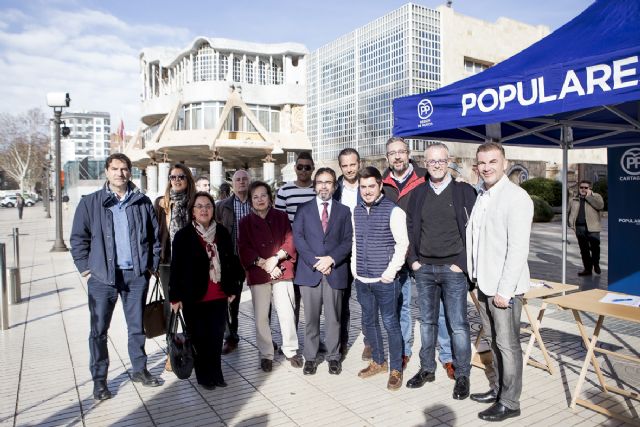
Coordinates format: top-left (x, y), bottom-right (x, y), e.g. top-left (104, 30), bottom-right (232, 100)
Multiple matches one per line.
top-left (621, 147), bottom-right (640, 176)
top-left (417, 98), bottom-right (434, 120)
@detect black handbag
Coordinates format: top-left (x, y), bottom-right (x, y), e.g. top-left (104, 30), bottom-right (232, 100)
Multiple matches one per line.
top-left (143, 277), bottom-right (166, 338)
top-left (167, 310), bottom-right (195, 380)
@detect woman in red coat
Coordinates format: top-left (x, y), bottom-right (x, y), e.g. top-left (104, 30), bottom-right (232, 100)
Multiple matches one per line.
top-left (238, 181), bottom-right (302, 372)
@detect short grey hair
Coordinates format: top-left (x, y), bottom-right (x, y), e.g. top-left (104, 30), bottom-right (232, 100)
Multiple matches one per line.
top-left (425, 142), bottom-right (449, 156)
top-left (386, 136), bottom-right (409, 151)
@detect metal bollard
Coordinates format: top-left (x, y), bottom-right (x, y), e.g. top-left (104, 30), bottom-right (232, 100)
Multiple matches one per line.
top-left (11, 228), bottom-right (20, 302)
top-left (0, 243), bottom-right (8, 330)
top-left (9, 267), bottom-right (20, 304)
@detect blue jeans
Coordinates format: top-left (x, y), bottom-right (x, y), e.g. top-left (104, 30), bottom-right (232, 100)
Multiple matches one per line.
top-left (88, 269), bottom-right (149, 381)
top-left (437, 301), bottom-right (452, 364)
top-left (414, 264), bottom-right (471, 377)
top-left (397, 267), bottom-right (413, 357)
top-left (356, 279), bottom-right (403, 371)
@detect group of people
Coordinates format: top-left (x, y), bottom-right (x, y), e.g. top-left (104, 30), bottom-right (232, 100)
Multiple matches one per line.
top-left (70, 137), bottom-right (536, 422)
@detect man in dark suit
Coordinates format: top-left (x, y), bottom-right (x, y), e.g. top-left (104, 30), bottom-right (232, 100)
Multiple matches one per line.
top-left (293, 167), bottom-right (353, 375)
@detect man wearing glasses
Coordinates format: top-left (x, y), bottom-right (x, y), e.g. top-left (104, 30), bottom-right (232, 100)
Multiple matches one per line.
top-left (381, 137), bottom-right (427, 369)
top-left (568, 180), bottom-right (604, 276)
top-left (276, 151), bottom-right (317, 328)
top-left (216, 169), bottom-right (252, 354)
top-left (293, 167), bottom-right (352, 375)
top-left (405, 143), bottom-right (476, 399)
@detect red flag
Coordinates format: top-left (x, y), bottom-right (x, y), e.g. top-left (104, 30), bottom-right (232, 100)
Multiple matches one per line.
top-left (117, 119), bottom-right (125, 143)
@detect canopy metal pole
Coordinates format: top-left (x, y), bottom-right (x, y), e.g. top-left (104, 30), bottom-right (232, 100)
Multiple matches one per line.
top-left (561, 126), bottom-right (570, 285)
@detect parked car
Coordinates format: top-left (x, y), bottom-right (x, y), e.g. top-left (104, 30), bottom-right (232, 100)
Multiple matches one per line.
top-left (1, 195), bottom-right (36, 208)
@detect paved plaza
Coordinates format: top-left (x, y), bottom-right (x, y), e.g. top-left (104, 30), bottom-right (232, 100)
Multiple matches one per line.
top-left (0, 205), bottom-right (638, 426)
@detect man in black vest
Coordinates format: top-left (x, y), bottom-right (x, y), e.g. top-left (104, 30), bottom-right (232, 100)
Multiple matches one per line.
top-left (405, 143), bottom-right (476, 400)
top-left (353, 166), bottom-right (409, 390)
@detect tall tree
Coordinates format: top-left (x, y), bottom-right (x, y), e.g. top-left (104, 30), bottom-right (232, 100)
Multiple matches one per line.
top-left (0, 109), bottom-right (49, 191)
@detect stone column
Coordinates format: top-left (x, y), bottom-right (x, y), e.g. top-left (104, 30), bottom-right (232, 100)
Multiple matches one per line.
top-left (158, 162), bottom-right (170, 196)
top-left (210, 160), bottom-right (224, 189)
top-left (263, 161), bottom-right (275, 184)
top-left (146, 164), bottom-right (158, 196)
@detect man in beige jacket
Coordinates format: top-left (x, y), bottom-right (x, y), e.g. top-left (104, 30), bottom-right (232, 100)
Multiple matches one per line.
top-left (466, 142), bottom-right (533, 422)
top-left (568, 180), bottom-right (604, 276)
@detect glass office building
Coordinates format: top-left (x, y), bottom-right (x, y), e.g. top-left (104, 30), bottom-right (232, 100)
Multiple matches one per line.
top-left (308, 4), bottom-right (440, 161)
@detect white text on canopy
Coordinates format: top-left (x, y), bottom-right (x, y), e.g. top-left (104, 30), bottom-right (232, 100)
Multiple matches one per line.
top-left (460, 55), bottom-right (638, 116)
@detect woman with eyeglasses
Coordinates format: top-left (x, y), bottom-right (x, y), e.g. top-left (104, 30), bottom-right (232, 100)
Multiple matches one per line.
top-left (238, 181), bottom-right (302, 372)
top-left (169, 192), bottom-right (242, 389)
top-left (154, 163), bottom-right (196, 371)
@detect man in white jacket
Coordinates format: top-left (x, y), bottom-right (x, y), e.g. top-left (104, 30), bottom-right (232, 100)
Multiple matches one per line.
top-left (466, 142), bottom-right (533, 422)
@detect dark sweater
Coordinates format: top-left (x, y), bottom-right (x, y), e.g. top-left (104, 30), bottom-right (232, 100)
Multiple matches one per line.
top-left (419, 184), bottom-right (463, 265)
top-left (406, 180), bottom-right (477, 274)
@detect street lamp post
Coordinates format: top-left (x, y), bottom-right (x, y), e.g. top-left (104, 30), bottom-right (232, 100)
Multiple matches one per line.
top-left (43, 155), bottom-right (51, 219)
top-left (46, 93), bottom-right (70, 252)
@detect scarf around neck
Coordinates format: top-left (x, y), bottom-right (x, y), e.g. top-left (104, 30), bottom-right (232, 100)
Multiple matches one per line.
top-left (169, 190), bottom-right (188, 242)
top-left (193, 220), bottom-right (222, 284)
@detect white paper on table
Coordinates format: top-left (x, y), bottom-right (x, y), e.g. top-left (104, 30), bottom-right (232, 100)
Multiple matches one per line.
top-left (599, 293), bottom-right (640, 307)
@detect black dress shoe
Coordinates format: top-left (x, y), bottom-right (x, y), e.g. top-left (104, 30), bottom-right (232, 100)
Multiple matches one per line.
top-left (328, 360), bottom-right (342, 375)
top-left (470, 389), bottom-right (498, 404)
top-left (93, 380), bottom-right (112, 401)
top-left (215, 380), bottom-right (227, 387)
top-left (452, 376), bottom-right (470, 400)
top-left (287, 354), bottom-right (304, 368)
top-left (405, 370), bottom-right (435, 388)
top-left (478, 402), bottom-right (521, 422)
top-left (198, 382), bottom-right (216, 390)
top-left (131, 369), bottom-right (161, 387)
top-left (303, 361), bottom-right (317, 375)
top-left (260, 358), bottom-right (273, 372)
top-left (594, 264), bottom-right (601, 274)
top-left (578, 270), bottom-right (592, 276)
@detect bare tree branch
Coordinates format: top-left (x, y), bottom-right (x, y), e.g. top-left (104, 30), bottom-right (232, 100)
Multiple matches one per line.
top-left (0, 108), bottom-right (49, 191)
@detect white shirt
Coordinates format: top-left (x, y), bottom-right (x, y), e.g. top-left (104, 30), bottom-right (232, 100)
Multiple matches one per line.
top-left (428, 173), bottom-right (452, 195)
top-left (316, 196), bottom-right (332, 219)
top-left (340, 183), bottom-right (358, 214)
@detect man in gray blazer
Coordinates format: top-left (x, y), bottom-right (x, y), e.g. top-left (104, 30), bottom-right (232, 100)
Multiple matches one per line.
top-left (466, 142), bottom-right (533, 422)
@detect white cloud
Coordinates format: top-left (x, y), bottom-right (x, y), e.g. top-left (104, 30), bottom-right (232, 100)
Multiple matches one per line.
top-left (0, 3), bottom-right (192, 133)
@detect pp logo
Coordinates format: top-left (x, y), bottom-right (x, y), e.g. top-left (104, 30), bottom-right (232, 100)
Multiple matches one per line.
top-left (621, 147), bottom-right (640, 176)
top-left (417, 99), bottom-right (434, 120)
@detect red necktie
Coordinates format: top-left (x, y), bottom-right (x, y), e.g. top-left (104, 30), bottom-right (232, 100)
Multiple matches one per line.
top-left (321, 202), bottom-right (329, 233)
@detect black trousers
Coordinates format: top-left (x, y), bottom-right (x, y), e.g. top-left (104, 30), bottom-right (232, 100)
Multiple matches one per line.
top-left (225, 280), bottom-right (243, 343)
top-left (88, 269), bottom-right (149, 381)
top-left (575, 225), bottom-right (600, 271)
top-left (183, 298), bottom-right (227, 385)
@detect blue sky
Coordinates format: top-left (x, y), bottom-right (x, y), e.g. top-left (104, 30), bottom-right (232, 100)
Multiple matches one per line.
top-left (0, 0), bottom-right (593, 130)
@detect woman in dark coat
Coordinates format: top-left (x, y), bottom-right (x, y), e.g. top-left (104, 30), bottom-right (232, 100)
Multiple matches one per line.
top-left (169, 191), bottom-right (241, 390)
top-left (238, 181), bottom-right (301, 373)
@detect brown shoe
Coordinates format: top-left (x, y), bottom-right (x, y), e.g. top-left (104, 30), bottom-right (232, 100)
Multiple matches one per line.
top-left (444, 362), bottom-right (455, 380)
top-left (358, 361), bottom-right (388, 378)
top-left (361, 344), bottom-right (372, 361)
top-left (164, 358), bottom-right (173, 372)
top-left (402, 355), bottom-right (410, 371)
top-left (387, 369), bottom-right (403, 390)
top-left (222, 340), bottom-right (238, 355)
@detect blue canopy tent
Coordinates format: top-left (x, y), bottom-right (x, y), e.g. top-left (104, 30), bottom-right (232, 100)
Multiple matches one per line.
top-left (392, 0), bottom-right (640, 284)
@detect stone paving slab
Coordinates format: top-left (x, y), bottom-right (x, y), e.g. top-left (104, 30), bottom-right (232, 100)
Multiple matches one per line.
top-left (0, 206), bottom-right (637, 426)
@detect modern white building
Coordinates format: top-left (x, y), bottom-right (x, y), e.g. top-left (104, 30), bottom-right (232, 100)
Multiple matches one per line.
top-left (54, 111), bottom-right (111, 166)
top-left (125, 38), bottom-right (311, 195)
top-left (307, 3), bottom-right (550, 162)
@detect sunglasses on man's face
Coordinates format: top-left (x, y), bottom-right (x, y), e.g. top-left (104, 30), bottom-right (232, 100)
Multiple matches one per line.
top-left (296, 164), bottom-right (313, 171)
top-left (169, 174), bottom-right (186, 181)
top-left (579, 186), bottom-right (590, 189)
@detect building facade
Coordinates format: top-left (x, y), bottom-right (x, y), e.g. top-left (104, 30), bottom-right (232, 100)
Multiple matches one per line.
top-left (55, 111), bottom-right (111, 166)
top-left (126, 38), bottom-right (311, 196)
top-left (307, 4), bottom-right (549, 162)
